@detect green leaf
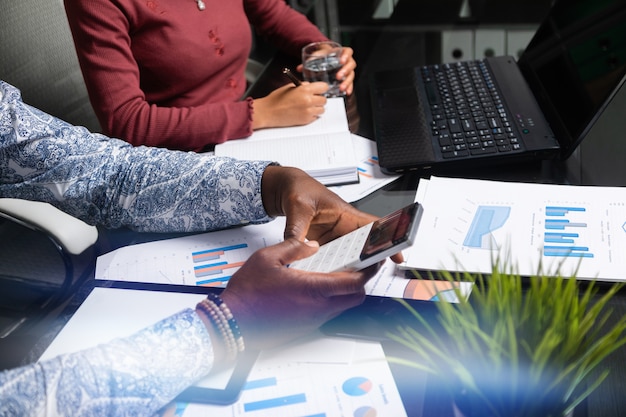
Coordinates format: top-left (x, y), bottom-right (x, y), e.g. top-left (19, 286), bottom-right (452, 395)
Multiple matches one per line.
top-left (388, 257), bottom-right (626, 417)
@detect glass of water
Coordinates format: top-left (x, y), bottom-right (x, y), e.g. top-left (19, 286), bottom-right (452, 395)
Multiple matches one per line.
top-left (301, 41), bottom-right (344, 98)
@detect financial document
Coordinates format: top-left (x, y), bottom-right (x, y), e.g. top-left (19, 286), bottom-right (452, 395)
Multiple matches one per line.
top-left (40, 287), bottom-right (410, 417)
top-left (177, 332), bottom-right (409, 417)
top-left (96, 217), bottom-right (471, 302)
top-left (403, 176), bottom-right (626, 281)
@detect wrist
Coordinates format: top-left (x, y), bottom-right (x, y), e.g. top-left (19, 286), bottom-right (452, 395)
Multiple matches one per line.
top-left (260, 165), bottom-right (285, 217)
top-left (251, 96), bottom-right (270, 130)
top-left (195, 293), bottom-right (245, 363)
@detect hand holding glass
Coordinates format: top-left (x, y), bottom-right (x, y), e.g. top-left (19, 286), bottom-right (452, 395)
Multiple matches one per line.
top-left (301, 41), bottom-right (344, 97)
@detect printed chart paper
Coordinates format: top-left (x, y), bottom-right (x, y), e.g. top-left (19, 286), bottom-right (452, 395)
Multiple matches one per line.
top-left (403, 176), bottom-right (626, 281)
top-left (176, 334), bottom-right (408, 417)
top-left (96, 218), bottom-right (472, 301)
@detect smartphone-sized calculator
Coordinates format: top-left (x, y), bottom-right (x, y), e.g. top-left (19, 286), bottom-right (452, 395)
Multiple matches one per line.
top-left (289, 202), bottom-right (423, 272)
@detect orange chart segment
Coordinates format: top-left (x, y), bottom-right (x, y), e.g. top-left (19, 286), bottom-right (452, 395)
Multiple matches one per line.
top-left (192, 243), bottom-right (250, 286)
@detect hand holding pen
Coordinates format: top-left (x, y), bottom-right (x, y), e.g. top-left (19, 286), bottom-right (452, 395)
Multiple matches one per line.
top-left (283, 67), bottom-right (302, 87)
top-left (249, 67), bottom-right (327, 129)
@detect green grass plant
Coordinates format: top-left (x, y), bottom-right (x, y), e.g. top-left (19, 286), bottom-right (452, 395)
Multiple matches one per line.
top-left (389, 264), bottom-right (626, 417)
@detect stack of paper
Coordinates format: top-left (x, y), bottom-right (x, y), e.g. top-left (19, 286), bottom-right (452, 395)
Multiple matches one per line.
top-left (215, 98), bottom-right (358, 186)
top-left (329, 134), bottom-right (401, 203)
top-left (401, 176), bottom-right (626, 282)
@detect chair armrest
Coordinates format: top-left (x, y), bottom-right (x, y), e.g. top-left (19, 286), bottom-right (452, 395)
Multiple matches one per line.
top-left (0, 199), bottom-right (98, 255)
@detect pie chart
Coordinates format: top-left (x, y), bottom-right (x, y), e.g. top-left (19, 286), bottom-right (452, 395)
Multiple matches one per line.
top-left (342, 376), bottom-right (373, 396)
top-left (354, 405), bottom-right (377, 417)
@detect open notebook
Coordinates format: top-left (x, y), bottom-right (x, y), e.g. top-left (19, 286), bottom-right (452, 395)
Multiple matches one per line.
top-left (215, 97), bottom-right (358, 186)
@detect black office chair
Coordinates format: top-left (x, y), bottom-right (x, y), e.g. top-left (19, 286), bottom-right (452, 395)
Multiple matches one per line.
top-left (0, 201), bottom-right (99, 368)
top-left (0, 1), bottom-right (102, 369)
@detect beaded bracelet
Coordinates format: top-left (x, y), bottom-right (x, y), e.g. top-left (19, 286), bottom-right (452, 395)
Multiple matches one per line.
top-left (196, 293), bottom-right (245, 361)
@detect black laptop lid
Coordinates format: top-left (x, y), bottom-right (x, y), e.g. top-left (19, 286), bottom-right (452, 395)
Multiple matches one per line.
top-left (517, 0), bottom-right (626, 159)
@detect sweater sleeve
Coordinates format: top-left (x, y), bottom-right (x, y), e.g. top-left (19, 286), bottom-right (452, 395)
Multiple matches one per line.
top-left (0, 309), bottom-right (215, 417)
top-left (0, 81), bottom-right (274, 233)
top-left (63, 0), bottom-right (255, 150)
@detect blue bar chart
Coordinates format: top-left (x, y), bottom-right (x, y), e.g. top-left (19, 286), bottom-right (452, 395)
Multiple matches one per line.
top-left (236, 371), bottom-right (316, 415)
top-left (192, 243), bottom-right (250, 287)
top-left (543, 206), bottom-right (594, 258)
top-left (241, 376), bottom-right (301, 412)
top-left (356, 155), bottom-right (379, 179)
top-left (94, 227), bottom-right (274, 286)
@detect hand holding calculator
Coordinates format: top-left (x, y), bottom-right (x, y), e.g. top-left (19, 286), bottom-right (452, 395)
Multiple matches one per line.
top-left (289, 202), bottom-right (423, 272)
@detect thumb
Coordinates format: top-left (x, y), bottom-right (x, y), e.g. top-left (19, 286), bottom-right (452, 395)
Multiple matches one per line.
top-left (283, 208), bottom-right (314, 241)
top-left (276, 238), bottom-right (319, 266)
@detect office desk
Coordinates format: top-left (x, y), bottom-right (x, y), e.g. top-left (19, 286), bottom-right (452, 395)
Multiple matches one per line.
top-left (246, 22), bottom-right (626, 416)
top-left (24, 19), bottom-right (626, 416)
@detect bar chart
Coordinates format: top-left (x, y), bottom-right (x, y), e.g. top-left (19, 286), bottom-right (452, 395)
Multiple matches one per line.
top-left (192, 242), bottom-right (253, 286)
top-left (95, 222), bottom-right (281, 286)
top-left (356, 155), bottom-right (379, 179)
top-left (404, 176), bottom-right (626, 281)
top-left (241, 375), bottom-right (308, 413)
top-left (543, 206), bottom-right (593, 259)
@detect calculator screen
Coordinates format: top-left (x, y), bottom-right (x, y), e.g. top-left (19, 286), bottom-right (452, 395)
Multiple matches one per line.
top-left (361, 203), bottom-right (417, 259)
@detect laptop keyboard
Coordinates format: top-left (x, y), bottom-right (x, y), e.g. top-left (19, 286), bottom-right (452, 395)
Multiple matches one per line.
top-left (421, 60), bottom-right (522, 159)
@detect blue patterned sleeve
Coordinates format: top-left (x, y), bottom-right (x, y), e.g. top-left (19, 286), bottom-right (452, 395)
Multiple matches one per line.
top-left (0, 309), bottom-right (215, 416)
top-left (0, 81), bottom-right (274, 233)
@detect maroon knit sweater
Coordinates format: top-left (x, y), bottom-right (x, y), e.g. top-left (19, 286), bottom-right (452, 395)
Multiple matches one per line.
top-left (65, 0), bottom-right (327, 150)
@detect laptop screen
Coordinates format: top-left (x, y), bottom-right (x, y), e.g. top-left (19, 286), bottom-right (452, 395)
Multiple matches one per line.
top-left (517, 0), bottom-right (626, 158)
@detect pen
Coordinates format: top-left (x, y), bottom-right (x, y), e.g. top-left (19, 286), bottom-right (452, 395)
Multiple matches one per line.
top-left (282, 67), bottom-right (302, 87)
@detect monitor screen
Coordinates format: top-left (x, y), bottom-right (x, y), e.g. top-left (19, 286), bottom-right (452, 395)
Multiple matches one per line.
top-left (518, 0), bottom-right (626, 158)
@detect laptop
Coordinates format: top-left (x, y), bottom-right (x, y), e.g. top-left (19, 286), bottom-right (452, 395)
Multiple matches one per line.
top-left (370, 0), bottom-right (626, 174)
